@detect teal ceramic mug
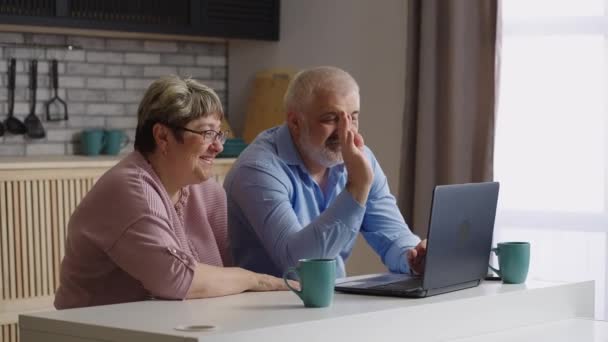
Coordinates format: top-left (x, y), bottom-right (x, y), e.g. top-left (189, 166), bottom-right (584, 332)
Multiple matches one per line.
top-left (489, 242), bottom-right (530, 284)
top-left (103, 129), bottom-right (130, 155)
top-left (283, 258), bottom-right (336, 308)
top-left (80, 129), bottom-right (105, 156)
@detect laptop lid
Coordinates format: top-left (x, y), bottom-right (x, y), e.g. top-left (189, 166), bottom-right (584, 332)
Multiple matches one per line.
top-left (421, 182), bottom-right (499, 291)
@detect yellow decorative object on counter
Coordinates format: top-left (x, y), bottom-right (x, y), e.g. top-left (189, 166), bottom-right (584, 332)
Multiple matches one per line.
top-left (242, 68), bottom-right (296, 143)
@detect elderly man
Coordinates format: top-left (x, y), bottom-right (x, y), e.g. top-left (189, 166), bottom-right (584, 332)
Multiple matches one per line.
top-left (224, 66), bottom-right (426, 278)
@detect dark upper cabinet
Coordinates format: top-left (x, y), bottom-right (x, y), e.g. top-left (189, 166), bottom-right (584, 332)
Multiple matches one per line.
top-left (201, 0), bottom-right (279, 40)
top-left (0, 0), bottom-right (280, 41)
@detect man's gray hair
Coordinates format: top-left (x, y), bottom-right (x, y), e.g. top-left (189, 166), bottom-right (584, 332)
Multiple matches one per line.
top-left (283, 66), bottom-right (359, 113)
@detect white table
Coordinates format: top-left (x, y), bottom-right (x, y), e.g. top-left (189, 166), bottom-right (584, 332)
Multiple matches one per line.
top-left (19, 280), bottom-right (594, 342)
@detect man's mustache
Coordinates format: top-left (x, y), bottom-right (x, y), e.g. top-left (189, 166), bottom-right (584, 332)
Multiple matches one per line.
top-left (325, 135), bottom-right (339, 146)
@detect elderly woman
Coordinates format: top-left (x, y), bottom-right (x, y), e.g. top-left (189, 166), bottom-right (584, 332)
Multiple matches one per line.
top-left (54, 76), bottom-right (289, 309)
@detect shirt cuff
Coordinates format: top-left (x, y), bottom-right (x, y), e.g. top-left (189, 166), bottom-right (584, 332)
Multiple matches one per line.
top-left (165, 247), bottom-right (197, 299)
top-left (386, 241), bottom-right (420, 274)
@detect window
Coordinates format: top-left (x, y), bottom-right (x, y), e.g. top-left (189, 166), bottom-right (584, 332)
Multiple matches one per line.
top-left (495, 0), bottom-right (608, 319)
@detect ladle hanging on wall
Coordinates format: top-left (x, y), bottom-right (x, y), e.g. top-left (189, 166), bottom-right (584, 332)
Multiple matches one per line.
top-left (4, 58), bottom-right (26, 135)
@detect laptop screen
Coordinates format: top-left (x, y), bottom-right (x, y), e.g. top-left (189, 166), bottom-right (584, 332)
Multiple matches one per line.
top-left (422, 182), bottom-right (499, 290)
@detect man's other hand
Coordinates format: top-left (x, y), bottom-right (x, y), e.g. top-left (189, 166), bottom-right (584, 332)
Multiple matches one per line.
top-left (406, 239), bottom-right (427, 275)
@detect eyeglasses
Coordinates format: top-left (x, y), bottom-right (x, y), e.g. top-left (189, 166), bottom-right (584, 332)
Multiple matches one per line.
top-left (171, 126), bottom-right (229, 144)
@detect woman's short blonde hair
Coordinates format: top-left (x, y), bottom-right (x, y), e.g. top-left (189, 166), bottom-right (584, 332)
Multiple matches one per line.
top-left (134, 75), bottom-right (224, 155)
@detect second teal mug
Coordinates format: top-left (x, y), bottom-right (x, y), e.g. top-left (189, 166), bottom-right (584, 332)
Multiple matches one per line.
top-left (489, 241), bottom-right (530, 284)
top-left (103, 129), bottom-right (130, 155)
top-left (283, 258), bottom-right (336, 308)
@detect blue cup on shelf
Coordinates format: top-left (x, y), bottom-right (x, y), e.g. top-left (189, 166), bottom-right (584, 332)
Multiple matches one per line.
top-left (80, 129), bottom-right (105, 156)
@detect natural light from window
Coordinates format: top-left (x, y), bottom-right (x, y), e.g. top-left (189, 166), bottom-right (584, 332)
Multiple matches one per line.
top-left (494, 0), bottom-right (608, 320)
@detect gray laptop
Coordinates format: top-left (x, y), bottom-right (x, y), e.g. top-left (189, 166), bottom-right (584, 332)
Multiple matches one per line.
top-left (335, 182), bottom-right (499, 298)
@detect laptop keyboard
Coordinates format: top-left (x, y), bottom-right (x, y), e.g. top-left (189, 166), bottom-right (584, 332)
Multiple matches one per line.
top-left (370, 277), bottom-right (423, 291)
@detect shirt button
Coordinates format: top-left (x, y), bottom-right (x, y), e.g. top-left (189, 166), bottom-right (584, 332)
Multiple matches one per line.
top-left (171, 248), bottom-right (177, 253)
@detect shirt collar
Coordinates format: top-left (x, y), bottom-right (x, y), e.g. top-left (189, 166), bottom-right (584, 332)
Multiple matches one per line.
top-left (276, 123), bottom-right (305, 166)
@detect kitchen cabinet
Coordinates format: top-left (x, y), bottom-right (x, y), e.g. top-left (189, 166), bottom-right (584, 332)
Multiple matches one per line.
top-left (0, 156), bottom-right (235, 342)
top-left (0, 0), bottom-right (280, 40)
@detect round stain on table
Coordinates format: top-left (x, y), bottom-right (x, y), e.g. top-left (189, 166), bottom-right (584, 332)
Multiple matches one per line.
top-left (174, 324), bottom-right (217, 332)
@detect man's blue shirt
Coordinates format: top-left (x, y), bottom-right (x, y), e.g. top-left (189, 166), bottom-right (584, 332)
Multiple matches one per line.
top-left (223, 124), bottom-right (420, 278)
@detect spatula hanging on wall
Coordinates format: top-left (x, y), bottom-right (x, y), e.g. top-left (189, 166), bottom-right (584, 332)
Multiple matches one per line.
top-left (24, 59), bottom-right (46, 139)
top-left (45, 59), bottom-right (68, 121)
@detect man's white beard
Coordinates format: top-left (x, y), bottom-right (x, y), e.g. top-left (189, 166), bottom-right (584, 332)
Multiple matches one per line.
top-left (298, 130), bottom-right (343, 168)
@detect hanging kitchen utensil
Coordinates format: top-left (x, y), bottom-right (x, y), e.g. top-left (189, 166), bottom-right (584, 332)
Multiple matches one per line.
top-left (45, 59), bottom-right (68, 121)
top-left (24, 59), bottom-right (46, 139)
top-left (4, 58), bottom-right (26, 135)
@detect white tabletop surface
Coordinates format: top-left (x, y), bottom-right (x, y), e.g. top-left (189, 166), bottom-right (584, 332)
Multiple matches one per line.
top-left (449, 318), bottom-right (608, 342)
top-left (20, 279), bottom-right (588, 340)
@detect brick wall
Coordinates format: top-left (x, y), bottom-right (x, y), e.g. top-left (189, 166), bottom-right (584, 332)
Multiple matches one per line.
top-left (0, 32), bottom-right (227, 156)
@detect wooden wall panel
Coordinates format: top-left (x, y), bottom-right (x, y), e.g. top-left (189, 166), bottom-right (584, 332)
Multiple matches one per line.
top-left (0, 323), bottom-right (18, 342)
top-left (0, 177), bottom-right (97, 301)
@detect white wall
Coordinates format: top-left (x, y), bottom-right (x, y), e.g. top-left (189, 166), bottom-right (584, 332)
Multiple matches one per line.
top-left (228, 0), bottom-right (408, 275)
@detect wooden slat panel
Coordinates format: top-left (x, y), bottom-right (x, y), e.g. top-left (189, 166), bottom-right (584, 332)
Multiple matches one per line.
top-left (67, 179), bottom-right (73, 215)
top-left (50, 180), bottom-right (60, 291)
top-left (82, 178), bottom-right (88, 197)
top-left (1, 322), bottom-right (19, 342)
top-left (25, 181), bottom-right (34, 298)
top-left (70, 179), bottom-right (77, 221)
top-left (6, 182), bottom-right (15, 300)
top-left (85, 178), bottom-right (91, 195)
top-left (0, 181), bottom-right (7, 300)
top-left (32, 180), bottom-right (42, 297)
top-left (1, 322), bottom-right (18, 342)
top-left (76, 178), bottom-right (84, 205)
top-left (13, 181), bottom-right (22, 299)
top-left (19, 181), bottom-right (29, 299)
top-left (42, 179), bottom-right (53, 295)
top-left (58, 180), bottom-right (68, 283)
